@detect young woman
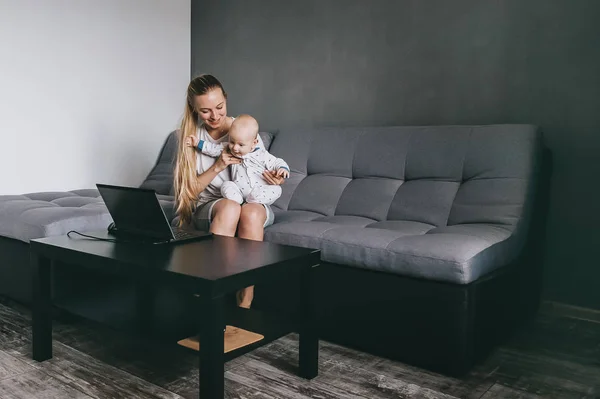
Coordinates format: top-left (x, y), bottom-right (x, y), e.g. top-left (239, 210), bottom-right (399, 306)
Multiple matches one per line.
top-left (173, 74), bottom-right (283, 308)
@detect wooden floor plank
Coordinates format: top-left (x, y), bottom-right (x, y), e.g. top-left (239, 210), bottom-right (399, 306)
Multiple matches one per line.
top-left (50, 322), bottom-right (198, 387)
top-left (227, 358), bottom-right (365, 399)
top-left (247, 333), bottom-right (337, 376)
top-left (318, 357), bottom-right (462, 399)
top-left (0, 369), bottom-right (93, 399)
top-left (318, 338), bottom-right (388, 369)
top-left (0, 350), bottom-right (34, 381)
top-left (32, 341), bottom-right (184, 399)
top-left (480, 383), bottom-right (544, 399)
top-left (224, 380), bottom-right (278, 399)
top-left (485, 348), bottom-right (600, 399)
top-left (503, 312), bottom-right (600, 367)
top-left (160, 352), bottom-right (253, 398)
top-left (0, 303), bottom-right (31, 331)
top-left (54, 322), bottom-right (252, 396)
top-left (245, 335), bottom-right (464, 399)
top-left (0, 321), bottom-right (29, 354)
top-left (371, 356), bottom-right (495, 399)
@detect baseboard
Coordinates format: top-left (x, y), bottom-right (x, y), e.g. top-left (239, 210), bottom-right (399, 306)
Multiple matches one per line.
top-left (540, 300), bottom-right (600, 324)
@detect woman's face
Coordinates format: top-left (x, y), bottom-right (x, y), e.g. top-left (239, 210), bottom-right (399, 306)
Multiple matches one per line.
top-left (194, 88), bottom-right (227, 130)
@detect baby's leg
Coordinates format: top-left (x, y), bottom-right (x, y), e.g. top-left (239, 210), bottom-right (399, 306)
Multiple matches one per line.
top-left (220, 181), bottom-right (244, 204)
top-left (246, 185), bottom-right (282, 205)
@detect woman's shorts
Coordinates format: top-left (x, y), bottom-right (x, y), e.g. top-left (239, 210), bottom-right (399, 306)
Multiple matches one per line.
top-left (192, 199), bottom-right (275, 232)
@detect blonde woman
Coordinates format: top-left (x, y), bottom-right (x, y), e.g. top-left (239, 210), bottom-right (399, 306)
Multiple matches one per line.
top-left (174, 75), bottom-right (284, 308)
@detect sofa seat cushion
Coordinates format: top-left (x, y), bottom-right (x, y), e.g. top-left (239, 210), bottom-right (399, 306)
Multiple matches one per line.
top-left (0, 190), bottom-right (175, 243)
top-left (271, 209), bottom-right (323, 224)
top-left (365, 220), bottom-right (434, 234)
top-left (312, 215), bottom-right (376, 226)
top-left (265, 219), bottom-right (516, 284)
top-left (265, 215), bottom-right (375, 249)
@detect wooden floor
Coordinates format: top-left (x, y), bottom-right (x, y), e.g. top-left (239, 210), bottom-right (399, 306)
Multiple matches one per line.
top-left (0, 298), bottom-right (599, 399)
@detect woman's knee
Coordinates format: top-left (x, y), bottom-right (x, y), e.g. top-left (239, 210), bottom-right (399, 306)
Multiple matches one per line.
top-left (212, 199), bottom-right (242, 226)
top-left (239, 204), bottom-right (266, 229)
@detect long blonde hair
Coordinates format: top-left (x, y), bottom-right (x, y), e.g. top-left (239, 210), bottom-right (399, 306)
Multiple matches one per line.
top-left (173, 75), bottom-right (227, 226)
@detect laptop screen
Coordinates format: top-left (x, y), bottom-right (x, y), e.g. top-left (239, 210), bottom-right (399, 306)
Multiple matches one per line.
top-left (97, 184), bottom-right (174, 240)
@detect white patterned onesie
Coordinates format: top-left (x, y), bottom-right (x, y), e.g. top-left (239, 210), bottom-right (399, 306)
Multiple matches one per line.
top-left (197, 140), bottom-right (289, 205)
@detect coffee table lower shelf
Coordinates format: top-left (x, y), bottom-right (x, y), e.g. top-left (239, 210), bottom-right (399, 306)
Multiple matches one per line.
top-left (177, 325), bottom-right (264, 353)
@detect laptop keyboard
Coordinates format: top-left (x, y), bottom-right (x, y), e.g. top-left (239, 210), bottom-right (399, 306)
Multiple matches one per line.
top-left (173, 229), bottom-right (197, 240)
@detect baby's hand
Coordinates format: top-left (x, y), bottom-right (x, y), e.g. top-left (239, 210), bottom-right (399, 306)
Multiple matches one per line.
top-left (185, 136), bottom-right (199, 148)
top-left (276, 168), bottom-right (289, 179)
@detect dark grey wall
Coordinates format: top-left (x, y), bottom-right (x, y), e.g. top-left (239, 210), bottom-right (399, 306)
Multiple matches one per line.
top-left (192, 0), bottom-right (600, 309)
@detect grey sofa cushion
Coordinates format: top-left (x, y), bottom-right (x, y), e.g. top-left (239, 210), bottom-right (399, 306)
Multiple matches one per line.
top-left (271, 208), bottom-right (322, 224)
top-left (266, 124), bottom-right (541, 284)
top-left (0, 190), bottom-right (110, 242)
top-left (139, 131), bottom-right (178, 195)
top-left (265, 221), bottom-right (515, 283)
top-left (0, 190), bottom-right (175, 242)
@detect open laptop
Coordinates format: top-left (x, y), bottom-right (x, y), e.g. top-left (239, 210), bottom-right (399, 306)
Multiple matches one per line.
top-left (96, 184), bottom-right (211, 244)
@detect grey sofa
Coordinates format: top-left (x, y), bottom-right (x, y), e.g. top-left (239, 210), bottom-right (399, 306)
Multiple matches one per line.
top-left (0, 124), bottom-right (551, 375)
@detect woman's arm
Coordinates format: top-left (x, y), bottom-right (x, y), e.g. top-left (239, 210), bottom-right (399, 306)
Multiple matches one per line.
top-left (193, 147), bottom-right (241, 196)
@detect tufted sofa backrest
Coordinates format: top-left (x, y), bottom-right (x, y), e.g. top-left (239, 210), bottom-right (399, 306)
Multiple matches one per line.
top-left (269, 125), bottom-right (541, 232)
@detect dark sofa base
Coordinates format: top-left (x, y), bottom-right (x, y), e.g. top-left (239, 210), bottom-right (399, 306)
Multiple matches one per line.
top-left (0, 237), bottom-right (31, 304)
top-left (253, 250), bottom-right (542, 376)
top-left (327, 256), bottom-right (540, 375)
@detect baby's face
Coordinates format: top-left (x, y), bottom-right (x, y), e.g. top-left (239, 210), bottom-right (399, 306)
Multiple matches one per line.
top-left (228, 127), bottom-right (258, 157)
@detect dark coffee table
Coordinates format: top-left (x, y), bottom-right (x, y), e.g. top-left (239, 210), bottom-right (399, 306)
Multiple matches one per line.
top-left (30, 231), bottom-right (320, 398)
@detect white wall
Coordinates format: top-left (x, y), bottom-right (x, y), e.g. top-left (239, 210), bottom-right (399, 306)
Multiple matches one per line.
top-left (0, 0), bottom-right (190, 194)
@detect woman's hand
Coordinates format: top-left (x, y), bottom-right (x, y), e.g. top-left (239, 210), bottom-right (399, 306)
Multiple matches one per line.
top-left (214, 147), bottom-right (242, 173)
top-left (185, 136), bottom-right (199, 148)
top-left (276, 168), bottom-right (289, 178)
top-left (263, 170), bottom-right (285, 185)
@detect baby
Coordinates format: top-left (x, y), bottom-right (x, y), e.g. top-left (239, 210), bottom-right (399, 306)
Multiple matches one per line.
top-left (186, 114), bottom-right (289, 205)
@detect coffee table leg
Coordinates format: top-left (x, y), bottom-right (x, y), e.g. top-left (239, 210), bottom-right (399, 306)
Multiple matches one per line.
top-left (299, 264), bottom-right (318, 379)
top-left (31, 253), bottom-right (52, 361)
top-left (198, 294), bottom-right (225, 398)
